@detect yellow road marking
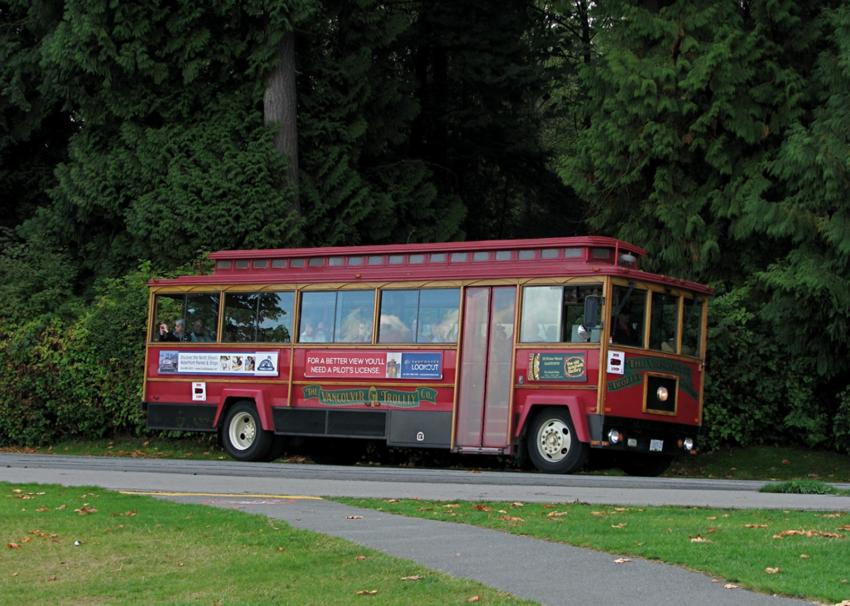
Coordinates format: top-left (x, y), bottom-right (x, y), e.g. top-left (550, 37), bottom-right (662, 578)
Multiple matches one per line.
top-left (120, 490), bottom-right (322, 500)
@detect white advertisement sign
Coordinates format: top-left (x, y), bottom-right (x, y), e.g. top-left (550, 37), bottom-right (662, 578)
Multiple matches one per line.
top-left (158, 351), bottom-right (279, 377)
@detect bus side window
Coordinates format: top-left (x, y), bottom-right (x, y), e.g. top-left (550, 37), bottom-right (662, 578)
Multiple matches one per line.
top-left (223, 293), bottom-right (258, 342)
top-left (419, 289), bottom-right (459, 343)
top-left (258, 292), bottom-right (293, 343)
top-left (649, 292), bottom-right (679, 352)
top-left (682, 298), bottom-right (703, 356)
top-left (379, 290), bottom-right (417, 343)
top-left (335, 290), bottom-right (375, 343)
top-left (299, 292), bottom-right (336, 343)
top-left (520, 286), bottom-right (562, 343)
top-left (611, 286), bottom-right (646, 348)
top-left (186, 294), bottom-right (219, 342)
top-left (564, 286), bottom-right (603, 343)
top-left (153, 294), bottom-right (184, 341)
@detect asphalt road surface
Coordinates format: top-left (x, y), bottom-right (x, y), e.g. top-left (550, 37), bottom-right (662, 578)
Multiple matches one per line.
top-left (2, 453), bottom-right (849, 510)
top-left (2, 454), bottom-right (847, 605)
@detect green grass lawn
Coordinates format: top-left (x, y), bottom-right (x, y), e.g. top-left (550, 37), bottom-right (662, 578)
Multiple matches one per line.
top-left (337, 498), bottom-right (850, 604)
top-left (0, 483), bottom-right (529, 605)
top-left (668, 445), bottom-right (850, 482)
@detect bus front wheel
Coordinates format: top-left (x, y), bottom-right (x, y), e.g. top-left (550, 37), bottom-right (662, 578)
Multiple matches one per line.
top-left (222, 401), bottom-right (273, 462)
top-left (526, 409), bottom-right (587, 474)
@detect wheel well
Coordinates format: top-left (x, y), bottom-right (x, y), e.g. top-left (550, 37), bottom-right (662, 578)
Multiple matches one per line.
top-left (518, 401), bottom-right (589, 444)
top-left (217, 397), bottom-right (255, 432)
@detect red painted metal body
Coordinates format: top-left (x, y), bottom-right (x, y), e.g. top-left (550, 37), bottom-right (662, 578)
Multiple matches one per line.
top-left (143, 236), bottom-right (711, 461)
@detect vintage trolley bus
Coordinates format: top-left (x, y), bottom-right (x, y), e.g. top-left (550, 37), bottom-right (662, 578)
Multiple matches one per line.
top-left (143, 237), bottom-right (710, 475)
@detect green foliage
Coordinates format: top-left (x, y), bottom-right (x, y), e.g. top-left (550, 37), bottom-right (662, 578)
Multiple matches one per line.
top-left (702, 287), bottom-right (829, 450)
top-left (0, 265), bottom-right (152, 446)
top-left (759, 480), bottom-right (849, 496)
top-left (563, 0), bottom-right (850, 449)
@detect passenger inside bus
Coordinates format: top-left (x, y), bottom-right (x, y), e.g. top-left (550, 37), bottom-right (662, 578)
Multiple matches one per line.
top-left (190, 319), bottom-right (212, 342)
top-left (172, 319), bottom-right (189, 342)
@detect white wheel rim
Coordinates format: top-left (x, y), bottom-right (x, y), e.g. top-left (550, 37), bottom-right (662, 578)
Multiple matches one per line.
top-left (228, 412), bottom-right (257, 451)
top-left (536, 419), bottom-right (571, 463)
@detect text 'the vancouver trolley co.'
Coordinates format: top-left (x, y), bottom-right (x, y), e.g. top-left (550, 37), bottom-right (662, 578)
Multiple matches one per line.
top-left (143, 237), bottom-right (711, 475)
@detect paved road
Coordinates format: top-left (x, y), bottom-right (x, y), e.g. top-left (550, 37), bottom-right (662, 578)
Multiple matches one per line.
top-left (2, 453), bottom-right (849, 510)
top-left (2, 454), bottom-right (845, 605)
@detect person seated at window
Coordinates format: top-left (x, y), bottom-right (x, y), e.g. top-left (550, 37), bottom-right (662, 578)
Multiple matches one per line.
top-left (158, 322), bottom-right (178, 342)
top-left (190, 319), bottom-right (212, 342)
top-left (314, 321), bottom-right (329, 342)
top-left (614, 312), bottom-right (640, 347)
top-left (172, 318), bottom-right (189, 342)
top-left (300, 321), bottom-right (317, 342)
top-left (341, 312), bottom-right (372, 342)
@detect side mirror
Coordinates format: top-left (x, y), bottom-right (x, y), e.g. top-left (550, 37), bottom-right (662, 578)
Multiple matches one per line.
top-left (584, 295), bottom-right (602, 328)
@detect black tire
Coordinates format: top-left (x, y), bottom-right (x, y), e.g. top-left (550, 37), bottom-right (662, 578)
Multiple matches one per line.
top-left (526, 409), bottom-right (588, 474)
top-left (619, 453), bottom-right (674, 477)
top-left (221, 401), bottom-right (273, 461)
top-left (264, 436), bottom-right (287, 462)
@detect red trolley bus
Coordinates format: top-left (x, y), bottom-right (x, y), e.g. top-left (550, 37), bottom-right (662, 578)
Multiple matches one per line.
top-left (143, 237), bottom-right (710, 475)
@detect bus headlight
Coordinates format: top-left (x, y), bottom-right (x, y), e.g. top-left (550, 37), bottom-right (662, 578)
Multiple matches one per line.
top-left (607, 429), bottom-right (622, 445)
top-left (656, 386), bottom-right (669, 402)
top-left (683, 437), bottom-right (694, 451)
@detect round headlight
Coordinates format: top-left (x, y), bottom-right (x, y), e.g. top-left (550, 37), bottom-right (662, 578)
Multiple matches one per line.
top-left (683, 437), bottom-right (694, 451)
top-left (607, 429), bottom-right (622, 445)
top-left (656, 386), bottom-right (669, 402)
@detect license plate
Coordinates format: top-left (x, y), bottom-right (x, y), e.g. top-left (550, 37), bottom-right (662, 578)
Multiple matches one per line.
top-left (649, 439), bottom-right (664, 452)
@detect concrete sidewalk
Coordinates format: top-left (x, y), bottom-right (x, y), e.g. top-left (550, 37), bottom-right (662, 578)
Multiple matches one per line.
top-left (169, 494), bottom-right (814, 606)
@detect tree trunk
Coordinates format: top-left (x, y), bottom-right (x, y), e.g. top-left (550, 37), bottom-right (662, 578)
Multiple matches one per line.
top-left (264, 31), bottom-right (299, 206)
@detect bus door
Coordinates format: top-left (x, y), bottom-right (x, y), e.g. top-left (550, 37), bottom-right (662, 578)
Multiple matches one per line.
top-left (455, 286), bottom-right (516, 450)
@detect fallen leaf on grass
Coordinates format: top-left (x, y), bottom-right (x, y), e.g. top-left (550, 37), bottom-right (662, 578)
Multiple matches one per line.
top-left (591, 511), bottom-right (606, 517)
top-left (839, 525), bottom-right (850, 531)
top-left (384, 499), bottom-right (399, 503)
top-left (723, 583), bottom-right (738, 589)
top-left (467, 596), bottom-right (480, 603)
top-left (355, 555), bottom-right (367, 561)
top-left (800, 553), bottom-right (810, 559)
top-left (473, 504), bottom-right (492, 512)
top-left (36, 507), bottom-right (49, 513)
top-left (706, 516), bottom-right (717, 521)
top-left (47, 576), bottom-right (58, 582)
top-left (443, 504), bottom-right (461, 509)
top-left (400, 575), bottom-right (423, 581)
top-left (818, 513), bottom-right (842, 519)
top-left (511, 502), bottom-right (524, 507)
top-left (764, 567), bottom-right (780, 574)
top-left (744, 524), bottom-right (768, 528)
top-left (773, 529), bottom-right (843, 539)
top-left (55, 504), bottom-right (66, 511)
top-left (74, 504), bottom-right (97, 515)
top-left (613, 558), bottom-right (631, 564)
top-left (611, 523), bottom-right (627, 529)
top-left (546, 511), bottom-right (568, 518)
top-left (498, 516), bottom-right (524, 523)
top-left (7, 543), bottom-right (20, 549)
top-left (355, 589), bottom-right (378, 596)
top-left (690, 535), bottom-right (711, 543)
top-left (20, 537), bottom-right (32, 544)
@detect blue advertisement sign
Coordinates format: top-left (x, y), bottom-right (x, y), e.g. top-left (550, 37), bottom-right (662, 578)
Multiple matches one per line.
top-left (399, 352), bottom-right (443, 380)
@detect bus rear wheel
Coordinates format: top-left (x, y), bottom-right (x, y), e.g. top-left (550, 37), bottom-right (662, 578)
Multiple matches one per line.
top-left (222, 401), bottom-right (273, 462)
top-left (527, 409), bottom-right (587, 474)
